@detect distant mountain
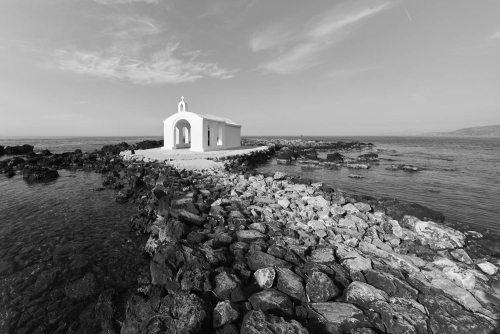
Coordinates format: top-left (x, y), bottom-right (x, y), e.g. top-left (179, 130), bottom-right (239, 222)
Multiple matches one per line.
top-left (419, 125), bottom-right (500, 137)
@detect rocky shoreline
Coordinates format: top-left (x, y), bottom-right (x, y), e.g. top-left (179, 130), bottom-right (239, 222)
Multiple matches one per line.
top-left (1, 139), bottom-right (500, 333)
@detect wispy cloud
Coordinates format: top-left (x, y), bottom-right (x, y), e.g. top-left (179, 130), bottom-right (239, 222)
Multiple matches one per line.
top-left (249, 23), bottom-right (298, 52)
top-left (253, 1), bottom-right (393, 74)
top-left (100, 15), bottom-right (162, 39)
top-left (488, 29), bottom-right (500, 40)
top-left (49, 44), bottom-right (236, 85)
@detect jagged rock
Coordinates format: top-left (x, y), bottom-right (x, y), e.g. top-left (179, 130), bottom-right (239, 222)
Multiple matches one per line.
top-left (344, 281), bottom-right (389, 308)
top-left (309, 248), bottom-right (336, 263)
top-left (442, 267), bottom-right (476, 289)
top-left (121, 291), bottom-right (210, 334)
top-left (213, 271), bottom-right (245, 302)
top-left (420, 294), bottom-right (495, 334)
top-left (450, 248), bottom-right (473, 264)
top-left (306, 272), bottom-right (340, 302)
top-left (213, 301), bottom-right (240, 328)
top-left (307, 196), bottom-right (329, 208)
top-left (278, 198), bottom-right (290, 209)
top-left (306, 302), bottom-right (369, 334)
top-left (247, 251), bottom-right (293, 271)
top-left (254, 267), bottom-right (275, 289)
top-left (410, 220), bottom-right (465, 249)
top-left (181, 267), bottom-right (211, 292)
top-left (364, 269), bottom-right (418, 299)
top-left (275, 267), bottom-right (307, 302)
top-left (248, 290), bottom-right (294, 317)
top-left (237, 230), bottom-right (268, 243)
top-left (241, 310), bottom-right (308, 334)
top-left (175, 209), bottom-right (205, 226)
top-left (477, 261), bottom-right (498, 275)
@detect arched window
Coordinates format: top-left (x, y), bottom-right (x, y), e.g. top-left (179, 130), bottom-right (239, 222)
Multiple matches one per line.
top-left (217, 124), bottom-right (223, 145)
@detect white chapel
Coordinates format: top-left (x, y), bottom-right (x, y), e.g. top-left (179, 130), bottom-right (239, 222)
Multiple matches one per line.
top-left (162, 96), bottom-right (242, 152)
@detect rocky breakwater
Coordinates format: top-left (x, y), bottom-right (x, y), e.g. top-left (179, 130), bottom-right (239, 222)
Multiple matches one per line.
top-left (118, 156), bottom-right (500, 333)
top-left (0, 140), bottom-right (164, 180)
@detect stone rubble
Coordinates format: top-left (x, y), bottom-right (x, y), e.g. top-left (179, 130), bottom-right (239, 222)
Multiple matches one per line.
top-left (118, 147), bottom-right (500, 334)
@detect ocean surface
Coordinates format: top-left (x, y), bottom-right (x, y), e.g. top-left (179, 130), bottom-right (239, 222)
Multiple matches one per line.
top-left (0, 135), bottom-right (499, 332)
top-left (253, 136), bottom-right (500, 234)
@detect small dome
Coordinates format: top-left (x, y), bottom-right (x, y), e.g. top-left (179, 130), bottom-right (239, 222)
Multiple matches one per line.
top-left (178, 96), bottom-right (188, 112)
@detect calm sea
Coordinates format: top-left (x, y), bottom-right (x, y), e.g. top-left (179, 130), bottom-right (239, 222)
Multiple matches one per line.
top-left (253, 136), bottom-right (500, 234)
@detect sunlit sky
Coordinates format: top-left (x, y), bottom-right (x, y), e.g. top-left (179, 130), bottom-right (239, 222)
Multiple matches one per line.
top-left (1, 0), bottom-right (499, 136)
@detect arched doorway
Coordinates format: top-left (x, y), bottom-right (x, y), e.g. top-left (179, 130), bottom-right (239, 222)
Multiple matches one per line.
top-left (173, 119), bottom-right (191, 149)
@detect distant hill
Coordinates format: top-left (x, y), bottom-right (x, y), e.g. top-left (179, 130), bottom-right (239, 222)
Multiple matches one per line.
top-left (419, 125), bottom-right (500, 137)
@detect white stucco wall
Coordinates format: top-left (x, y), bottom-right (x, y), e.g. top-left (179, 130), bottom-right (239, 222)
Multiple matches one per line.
top-left (162, 97), bottom-right (241, 152)
top-left (225, 125), bottom-right (241, 148)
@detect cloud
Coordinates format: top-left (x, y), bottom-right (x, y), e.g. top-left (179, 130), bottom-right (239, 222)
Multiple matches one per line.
top-left (489, 29), bottom-right (500, 40)
top-left (49, 44), bottom-right (236, 85)
top-left (253, 1), bottom-right (393, 75)
top-left (249, 23), bottom-right (298, 52)
top-left (101, 15), bottom-right (162, 39)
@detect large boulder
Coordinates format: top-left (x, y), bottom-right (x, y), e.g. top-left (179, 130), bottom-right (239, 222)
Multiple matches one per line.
top-left (306, 272), bottom-right (340, 302)
top-left (275, 267), bottom-right (307, 302)
top-left (248, 290), bottom-right (294, 317)
top-left (408, 220), bottom-right (465, 249)
top-left (121, 291), bottom-right (210, 334)
top-left (241, 310), bottom-right (308, 334)
top-left (420, 294), bottom-right (495, 334)
top-left (306, 302), bottom-right (369, 334)
top-left (247, 251), bottom-right (293, 271)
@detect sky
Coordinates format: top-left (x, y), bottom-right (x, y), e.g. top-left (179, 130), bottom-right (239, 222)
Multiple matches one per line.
top-left (0, 0), bottom-right (499, 136)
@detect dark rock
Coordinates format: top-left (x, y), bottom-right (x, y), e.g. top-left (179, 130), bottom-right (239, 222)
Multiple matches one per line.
top-left (115, 190), bottom-right (129, 203)
top-left (306, 272), bottom-right (340, 302)
top-left (187, 231), bottom-right (207, 244)
top-left (180, 267), bottom-right (211, 292)
top-left (364, 269), bottom-right (418, 299)
top-left (248, 289), bottom-right (294, 317)
top-left (150, 242), bottom-right (185, 285)
top-left (213, 271), bottom-right (245, 302)
top-left (326, 153), bottom-right (344, 162)
top-left (22, 167), bottom-right (59, 181)
top-left (420, 294), bottom-right (495, 334)
top-left (236, 230), bottom-right (269, 243)
top-left (5, 144), bottom-right (34, 155)
top-left (174, 209), bottom-right (206, 226)
top-left (247, 251), bottom-right (293, 271)
top-left (275, 267), bottom-right (307, 302)
top-left (0, 145), bottom-right (4, 155)
top-left (213, 301), bottom-right (240, 328)
top-left (306, 302), bottom-right (369, 334)
top-left (216, 324), bottom-right (239, 334)
top-left (213, 233), bottom-right (235, 248)
top-left (121, 291), bottom-right (210, 334)
top-left (241, 310), bottom-right (308, 334)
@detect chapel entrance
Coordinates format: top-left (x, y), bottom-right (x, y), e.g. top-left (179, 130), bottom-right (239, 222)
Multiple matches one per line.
top-left (173, 119), bottom-right (191, 149)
